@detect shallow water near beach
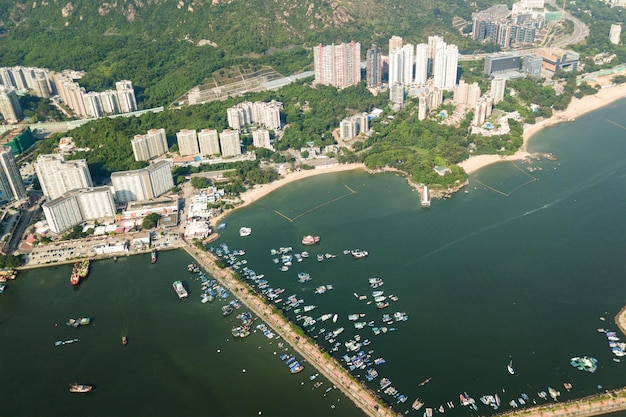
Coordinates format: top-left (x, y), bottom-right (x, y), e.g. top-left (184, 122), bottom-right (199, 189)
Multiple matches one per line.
top-left (1, 99), bottom-right (625, 416)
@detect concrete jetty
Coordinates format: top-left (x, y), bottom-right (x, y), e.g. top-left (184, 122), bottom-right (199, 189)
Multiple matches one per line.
top-left (182, 245), bottom-right (396, 417)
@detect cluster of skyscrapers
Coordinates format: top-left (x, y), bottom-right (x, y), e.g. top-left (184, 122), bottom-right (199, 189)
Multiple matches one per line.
top-left (0, 66), bottom-right (137, 120)
top-left (36, 153), bottom-right (174, 233)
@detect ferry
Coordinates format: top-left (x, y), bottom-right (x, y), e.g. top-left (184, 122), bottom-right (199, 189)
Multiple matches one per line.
top-left (421, 185), bottom-right (431, 208)
top-left (172, 280), bottom-right (188, 299)
top-left (239, 227), bottom-right (252, 237)
top-left (69, 383), bottom-right (93, 393)
top-left (151, 249), bottom-right (157, 264)
top-left (302, 235), bottom-right (321, 245)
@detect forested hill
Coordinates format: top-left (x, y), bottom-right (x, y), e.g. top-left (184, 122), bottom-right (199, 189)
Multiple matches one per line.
top-left (0, 0), bottom-right (507, 106)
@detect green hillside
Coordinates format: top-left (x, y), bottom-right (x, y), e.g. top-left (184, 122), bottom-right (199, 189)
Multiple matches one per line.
top-left (0, 0), bottom-right (509, 106)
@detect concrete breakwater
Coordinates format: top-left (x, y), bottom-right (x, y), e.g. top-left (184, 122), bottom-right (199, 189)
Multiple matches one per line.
top-left (182, 245), bottom-right (396, 417)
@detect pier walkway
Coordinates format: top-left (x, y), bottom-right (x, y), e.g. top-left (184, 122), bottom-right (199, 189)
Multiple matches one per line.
top-left (182, 245), bottom-right (396, 417)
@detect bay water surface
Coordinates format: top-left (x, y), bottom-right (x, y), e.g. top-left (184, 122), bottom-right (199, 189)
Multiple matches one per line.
top-left (1, 99), bottom-right (625, 416)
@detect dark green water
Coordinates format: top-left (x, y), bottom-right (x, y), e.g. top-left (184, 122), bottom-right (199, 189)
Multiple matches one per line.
top-left (1, 99), bottom-right (625, 416)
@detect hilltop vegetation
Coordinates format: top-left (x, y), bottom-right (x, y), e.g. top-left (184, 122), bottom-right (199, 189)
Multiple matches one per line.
top-left (0, 0), bottom-right (509, 107)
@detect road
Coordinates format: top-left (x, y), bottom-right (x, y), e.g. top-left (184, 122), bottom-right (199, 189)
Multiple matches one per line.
top-left (545, 0), bottom-right (590, 49)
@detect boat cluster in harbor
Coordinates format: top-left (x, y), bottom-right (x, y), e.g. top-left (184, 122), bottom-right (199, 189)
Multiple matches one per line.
top-left (599, 328), bottom-right (626, 360)
top-left (0, 268), bottom-right (18, 294)
top-left (206, 231), bottom-right (625, 416)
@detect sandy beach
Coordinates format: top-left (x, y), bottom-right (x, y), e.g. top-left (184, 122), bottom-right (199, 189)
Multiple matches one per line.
top-left (211, 163), bottom-right (366, 224)
top-left (459, 82), bottom-right (626, 175)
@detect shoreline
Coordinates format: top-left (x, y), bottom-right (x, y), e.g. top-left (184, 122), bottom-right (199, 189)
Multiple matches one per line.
top-left (459, 83), bottom-right (626, 175)
top-left (210, 163), bottom-right (367, 226)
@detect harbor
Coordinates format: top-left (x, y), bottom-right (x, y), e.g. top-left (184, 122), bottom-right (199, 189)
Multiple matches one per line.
top-left (1, 99), bottom-right (625, 416)
top-left (182, 245), bottom-right (396, 417)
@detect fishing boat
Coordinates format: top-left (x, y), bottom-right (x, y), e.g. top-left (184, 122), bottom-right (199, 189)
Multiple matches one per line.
top-left (69, 383), bottom-right (93, 393)
top-left (151, 249), bottom-right (157, 264)
top-left (78, 260), bottom-right (90, 278)
top-left (239, 227), bottom-right (252, 237)
top-left (302, 235), bottom-right (320, 245)
top-left (418, 377), bottom-right (432, 386)
top-left (412, 398), bottom-right (424, 411)
top-left (548, 387), bottom-right (560, 401)
top-left (172, 280), bottom-right (188, 299)
top-left (507, 360), bottom-right (514, 375)
top-left (70, 262), bottom-right (81, 286)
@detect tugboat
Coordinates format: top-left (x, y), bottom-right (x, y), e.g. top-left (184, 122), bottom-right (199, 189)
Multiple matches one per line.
top-left (69, 383), bottom-right (93, 393)
top-left (151, 249), bottom-right (157, 264)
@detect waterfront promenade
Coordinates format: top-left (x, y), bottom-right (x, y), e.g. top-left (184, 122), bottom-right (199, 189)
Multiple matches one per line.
top-left (182, 245), bottom-right (396, 417)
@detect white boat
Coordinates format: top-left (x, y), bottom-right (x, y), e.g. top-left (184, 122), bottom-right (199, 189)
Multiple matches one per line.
top-left (239, 227), bottom-right (252, 237)
top-left (507, 360), bottom-right (514, 375)
top-left (173, 280), bottom-right (188, 299)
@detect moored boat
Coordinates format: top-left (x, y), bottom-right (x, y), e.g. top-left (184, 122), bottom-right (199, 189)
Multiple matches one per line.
top-left (239, 227), bottom-right (252, 237)
top-left (78, 260), bottom-right (90, 278)
top-left (412, 398), bottom-right (424, 411)
top-left (172, 280), bottom-right (188, 299)
top-left (151, 249), bottom-right (157, 264)
top-left (302, 235), bottom-right (320, 245)
top-left (69, 383), bottom-right (93, 393)
top-left (70, 262), bottom-right (81, 286)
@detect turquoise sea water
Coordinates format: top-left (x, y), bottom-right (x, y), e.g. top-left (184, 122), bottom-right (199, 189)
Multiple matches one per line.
top-left (1, 99), bottom-right (625, 416)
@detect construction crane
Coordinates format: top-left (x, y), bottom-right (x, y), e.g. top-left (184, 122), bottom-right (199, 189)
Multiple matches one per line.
top-left (559, 0), bottom-right (567, 26)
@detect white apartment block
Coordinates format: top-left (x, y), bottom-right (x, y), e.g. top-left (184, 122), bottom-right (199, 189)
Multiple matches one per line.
top-left (219, 130), bottom-right (242, 158)
top-left (414, 44), bottom-right (429, 85)
top-left (35, 154), bottom-right (93, 201)
top-left (131, 128), bottom-right (168, 162)
top-left (227, 101), bottom-right (282, 130)
top-left (0, 66), bottom-right (54, 98)
top-left (252, 129), bottom-right (272, 150)
top-left (0, 89), bottom-right (22, 123)
top-left (252, 101), bottom-right (282, 130)
top-left (454, 80), bottom-right (482, 108)
top-left (111, 160), bottom-right (173, 203)
top-left (198, 129), bottom-right (220, 157)
top-left (52, 72), bottom-right (137, 118)
top-left (490, 77), bottom-right (507, 104)
top-left (339, 113), bottom-right (369, 140)
top-left (313, 41), bottom-right (361, 88)
top-left (0, 147), bottom-right (26, 202)
top-left (609, 24), bottom-right (621, 45)
top-left (42, 186), bottom-right (115, 234)
top-left (176, 129), bottom-right (200, 157)
top-left (227, 103), bottom-right (253, 130)
top-left (431, 37), bottom-right (458, 90)
top-left (43, 194), bottom-right (83, 234)
top-left (76, 186), bottom-right (116, 220)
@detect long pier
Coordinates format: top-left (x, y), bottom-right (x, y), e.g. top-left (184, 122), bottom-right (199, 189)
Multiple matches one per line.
top-left (182, 245), bottom-right (396, 417)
